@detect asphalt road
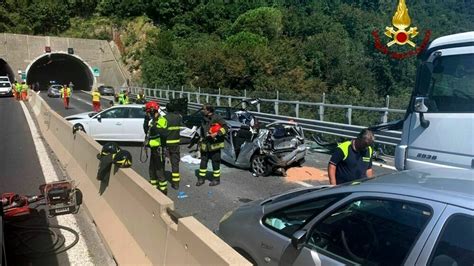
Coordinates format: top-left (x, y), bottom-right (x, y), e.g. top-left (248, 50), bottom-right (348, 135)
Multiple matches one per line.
top-left (40, 91), bottom-right (396, 231)
top-left (0, 95), bottom-right (114, 265)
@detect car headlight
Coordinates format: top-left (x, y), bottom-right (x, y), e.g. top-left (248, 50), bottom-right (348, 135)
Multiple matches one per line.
top-left (219, 210), bottom-right (234, 224)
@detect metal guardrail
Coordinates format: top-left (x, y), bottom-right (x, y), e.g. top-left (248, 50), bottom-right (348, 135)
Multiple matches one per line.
top-left (129, 87), bottom-right (403, 146)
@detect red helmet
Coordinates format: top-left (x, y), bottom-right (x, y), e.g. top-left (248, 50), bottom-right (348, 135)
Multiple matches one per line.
top-left (145, 101), bottom-right (159, 112)
top-left (209, 123), bottom-right (222, 134)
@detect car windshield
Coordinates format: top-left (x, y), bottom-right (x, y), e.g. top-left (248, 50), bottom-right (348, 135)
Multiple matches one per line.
top-left (0, 82), bottom-right (10, 87)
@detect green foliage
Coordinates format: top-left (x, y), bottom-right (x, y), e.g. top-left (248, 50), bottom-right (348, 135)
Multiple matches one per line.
top-left (1, 0), bottom-right (472, 120)
top-left (232, 7), bottom-right (283, 40)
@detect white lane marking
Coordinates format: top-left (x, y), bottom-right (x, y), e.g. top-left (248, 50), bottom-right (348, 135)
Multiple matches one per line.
top-left (373, 162), bottom-right (397, 170)
top-left (292, 181), bottom-right (313, 187)
top-left (73, 94), bottom-right (92, 106)
top-left (20, 101), bottom-right (94, 265)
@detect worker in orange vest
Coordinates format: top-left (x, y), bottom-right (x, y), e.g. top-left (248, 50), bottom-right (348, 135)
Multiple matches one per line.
top-left (92, 88), bottom-right (101, 112)
top-left (60, 84), bottom-right (71, 109)
top-left (21, 82), bottom-right (29, 101)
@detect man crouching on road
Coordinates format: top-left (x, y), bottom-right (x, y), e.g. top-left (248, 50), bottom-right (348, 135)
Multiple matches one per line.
top-left (328, 129), bottom-right (375, 185)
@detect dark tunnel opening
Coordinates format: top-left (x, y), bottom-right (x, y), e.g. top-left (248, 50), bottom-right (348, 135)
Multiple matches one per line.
top-left (0, 59), bottom-right (15, 82)
top-left (26, 53), bottom-right (94, 91)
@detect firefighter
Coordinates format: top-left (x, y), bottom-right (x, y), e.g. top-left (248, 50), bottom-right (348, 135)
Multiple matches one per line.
top-left (136, 89), bottom-right (146, 104)
top-left (143, 101), bottom-right (168, 195)
top-left (196, 103), bottom-right (228, 187)
top-left (60, 84), bottom-right (71, 109)
top-left (92, 88), bottom-right (101, 112)
top-left (118, 90), bottom-right (129, 105)
top-left (164, 103), bottom-right (183, 190)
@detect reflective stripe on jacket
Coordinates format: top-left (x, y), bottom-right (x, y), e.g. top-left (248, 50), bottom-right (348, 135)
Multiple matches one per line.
top-left (164, 112), bottom-right (183, 146)
top-left (149, 116), bottom-right (168, 147)
top-left (200, 113), bottom-right (228, 152)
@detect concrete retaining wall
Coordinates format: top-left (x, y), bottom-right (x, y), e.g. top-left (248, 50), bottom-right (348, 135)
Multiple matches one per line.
top-left (28, 92), bottom-right (250, 265)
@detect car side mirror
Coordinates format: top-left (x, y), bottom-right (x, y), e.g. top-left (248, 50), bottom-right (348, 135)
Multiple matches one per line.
top-left (413, 97), bottom-right (430, 128)
top-left (414, 97), bottom-right (429, 113)
top-left (96, 115), bottom-right (102, 122)
top-left (291, 230), bottom-right (307, 250)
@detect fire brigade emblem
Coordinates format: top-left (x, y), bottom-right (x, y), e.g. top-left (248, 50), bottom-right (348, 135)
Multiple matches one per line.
top-left (384, 0), bottom-right (418, 47)
top-left (371, 0), bottom-right (431, 59)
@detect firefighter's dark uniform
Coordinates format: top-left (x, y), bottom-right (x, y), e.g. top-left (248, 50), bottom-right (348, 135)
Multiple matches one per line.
top-left (197, 113), bottom-right (228, 186)
top-left (146, 114), bottom-right (168, 194)
top-left (164, 111), bottom-right (182, 189)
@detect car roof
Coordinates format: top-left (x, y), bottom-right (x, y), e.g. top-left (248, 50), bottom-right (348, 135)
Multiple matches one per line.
top-left (330, 168), bottom-right (474, 209)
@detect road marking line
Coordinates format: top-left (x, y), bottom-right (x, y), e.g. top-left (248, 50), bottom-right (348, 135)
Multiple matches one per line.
top-left (292, 181), bottom-right (313, 187)
top-left (20, 101), bottom-right (93, 265)
top-left (73, 94), bottom-right (93, 106)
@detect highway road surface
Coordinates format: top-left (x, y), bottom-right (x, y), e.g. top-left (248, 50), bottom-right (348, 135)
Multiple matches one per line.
top-left (0, 95), bottom-right (114, 265)
top-left (39, 91), bottom-right (395, 230)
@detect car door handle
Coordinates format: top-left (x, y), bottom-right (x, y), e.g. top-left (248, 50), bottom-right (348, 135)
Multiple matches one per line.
top-left (116, 122), bottom-right (122, 125)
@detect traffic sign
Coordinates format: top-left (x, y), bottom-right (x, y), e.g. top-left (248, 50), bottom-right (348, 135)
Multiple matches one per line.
top-left (92, 67), bottom-right (100, 77)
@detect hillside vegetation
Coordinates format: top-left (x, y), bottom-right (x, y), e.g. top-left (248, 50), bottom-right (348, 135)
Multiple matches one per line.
top-left (1, 0), bottom-right (472, 112)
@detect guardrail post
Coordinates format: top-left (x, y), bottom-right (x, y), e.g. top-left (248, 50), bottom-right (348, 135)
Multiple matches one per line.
top-left (319, 93), bottom-right (325, 121)
top-left (228, 97), bottom-right (231, 107)
top-left (159, 89), bottom-right (162, 98)
top-left (206, 94), bottom-right (209, 103)
top-left (257, 102), bottom-right (261, 112)
top-left (187, 92), bottom-right (191, 103)
top-left (216, 95), bottom-right (220, 106)
top-left (197, 87), bottom-right (200, 103)
top-left (346, 106), bottom-right (352, 125)
top-left (166, 86), bottom-right (169, 99)
top-left (180, 86), bottom-right (184, 98)
top-left (295, 103), bottom-right (299, 118)
top-left (275, 91), bottom-right (279, 115)
top-left (244, 89), bottom-right (247, 98)
top-left (382, 95), bottom-right (390, 123)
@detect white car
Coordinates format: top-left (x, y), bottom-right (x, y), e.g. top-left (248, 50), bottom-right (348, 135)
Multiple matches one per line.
top-left (65, 104), bottom-right (192, 142)
top-left (0, 76), bottom-right (12, 96)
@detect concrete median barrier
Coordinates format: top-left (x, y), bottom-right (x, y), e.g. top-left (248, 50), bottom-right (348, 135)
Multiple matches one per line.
top-left (28, 92), bottom-right (250, 265)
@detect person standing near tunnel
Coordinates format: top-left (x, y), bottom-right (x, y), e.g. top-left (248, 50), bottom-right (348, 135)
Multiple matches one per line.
top-left (92, 88), bottom-right (101, 112)
top-left (60, 84), bottom-right (71, 109)
top-left (21, 81), bottom-right (29, 101)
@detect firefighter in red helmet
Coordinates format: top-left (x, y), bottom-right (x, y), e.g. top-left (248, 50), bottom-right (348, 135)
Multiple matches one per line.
top-left (196, 103), bottom-right (228, 187)
top-left (143, 101), bottom-right (168, 194)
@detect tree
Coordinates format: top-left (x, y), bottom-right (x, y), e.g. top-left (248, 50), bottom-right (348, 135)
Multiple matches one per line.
top-left (231, 7), bottom-right (283, 40)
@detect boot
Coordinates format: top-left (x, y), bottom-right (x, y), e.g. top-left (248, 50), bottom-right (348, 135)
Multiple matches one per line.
top-left (196, 179), bottom-right (205, 186)
top-left (209, 179), bottom-right (220, 186)
top-left (159, 189), bottom-right (168, 195)
top-left (171, 182), bottom-right (179, 190)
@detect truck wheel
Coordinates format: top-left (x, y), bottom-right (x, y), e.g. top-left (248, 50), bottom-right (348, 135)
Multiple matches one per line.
top-left (251, 154), bottom-right (271, 177)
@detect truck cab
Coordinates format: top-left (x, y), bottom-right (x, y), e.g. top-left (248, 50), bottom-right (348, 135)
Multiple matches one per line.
top-left (395, 32), bottom-right (474, 170)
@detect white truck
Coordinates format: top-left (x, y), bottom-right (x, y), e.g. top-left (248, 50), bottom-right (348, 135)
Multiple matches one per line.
top-left (394, 31), bottom-right (474, 170)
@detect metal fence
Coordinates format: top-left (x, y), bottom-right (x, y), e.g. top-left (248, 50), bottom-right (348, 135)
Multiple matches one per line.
top-left (130, 86), bottom-right (404, 146)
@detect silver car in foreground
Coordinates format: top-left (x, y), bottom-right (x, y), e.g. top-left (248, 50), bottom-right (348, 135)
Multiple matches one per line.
top-left (218, 168), bottom-right (474, 265)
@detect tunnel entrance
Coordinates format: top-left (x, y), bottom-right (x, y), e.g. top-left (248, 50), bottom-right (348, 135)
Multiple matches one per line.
top-left (26, 53), bottom-right (95, 91)
top-left (0, 59), bottom-right (15, 82)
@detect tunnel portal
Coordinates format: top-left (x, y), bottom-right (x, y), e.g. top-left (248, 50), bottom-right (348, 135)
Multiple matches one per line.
top-left (26, 53), bottom-right (95, 91)
top-left (0, 59), bottom-right (15, 82)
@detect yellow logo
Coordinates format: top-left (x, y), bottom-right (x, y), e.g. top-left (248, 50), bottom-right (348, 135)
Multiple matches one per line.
top-left (384, 0), bottom-right (418, 47)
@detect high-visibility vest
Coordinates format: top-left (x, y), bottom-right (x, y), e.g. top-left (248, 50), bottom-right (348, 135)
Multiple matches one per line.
top-left (337, 141), bottom-right (373, 161)
top-left (149, 116), bottom-right (168, 147)
top-left (60, 87), bottom-right (71, 98)
top-left (22, 84), bottom-right (29, 92)
top-left (92, 91), bottom-right (101, 102)
top-left (118, 93), bottom-right (128, 104)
